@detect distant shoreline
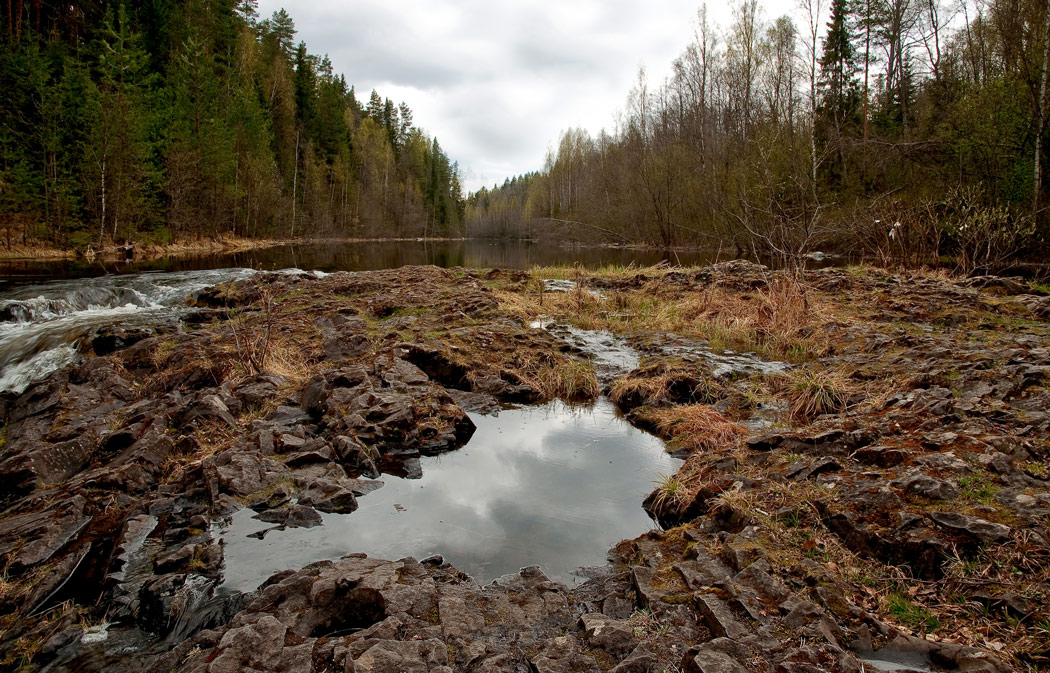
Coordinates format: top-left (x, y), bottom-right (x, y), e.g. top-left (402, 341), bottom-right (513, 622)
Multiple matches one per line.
top-left (0, 236), bottom-right (472, 263)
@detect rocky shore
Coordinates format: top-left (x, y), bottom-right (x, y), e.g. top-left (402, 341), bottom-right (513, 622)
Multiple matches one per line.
top-left (0, 262), bottom-right (1048, 672)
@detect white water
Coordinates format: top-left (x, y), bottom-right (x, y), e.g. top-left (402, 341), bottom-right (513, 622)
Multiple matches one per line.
top-left (0, 268), bottom-right (255, 393)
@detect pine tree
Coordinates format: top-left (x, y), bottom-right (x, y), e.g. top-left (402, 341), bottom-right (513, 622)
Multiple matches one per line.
top-left (817, 0), bottom-right (860, 129)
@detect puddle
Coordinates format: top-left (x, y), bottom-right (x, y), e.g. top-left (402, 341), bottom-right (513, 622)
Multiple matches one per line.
top-left (542, 279), bottom-right (605, 298)
top-left (218, 398), bottom-right (679, 592)
top-left (530, 317), bottom-right (639, 382)
top-left (651, 340), bottom-right (792, 379)
top-left (858, 655), bottom-right (935, 672)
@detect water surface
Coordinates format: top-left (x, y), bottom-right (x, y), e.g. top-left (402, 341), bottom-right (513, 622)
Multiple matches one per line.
top-left (218, 398), bottom-right (679, 591)
top-left (0, 240), bottom-right (728, 285)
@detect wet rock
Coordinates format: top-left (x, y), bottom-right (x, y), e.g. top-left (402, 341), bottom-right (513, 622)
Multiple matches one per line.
top-left (91, 325), bottom-right (155, 355)
top-left (0, 496), bottom-right (91, 572)
top-left (253, 504), bottom-right (322, 529)
top-left (297, 478), bottom-right (359, 513)
top-left (928, 511), bottom-right (1012, 544)
top-left (333, 435), bottom-right (380, 478)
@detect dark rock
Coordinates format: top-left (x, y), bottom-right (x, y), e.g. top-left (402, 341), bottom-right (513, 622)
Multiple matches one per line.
top-left (682, 645), bottom-right (750, 673)
top-left (253, 504), bottom-right (322, 529)
top-left (179, 394), bottom-right (238, 429)
top-left (300, 374), bottom-right (330, 418)
top-left (853, 445), bottom-right (910, 467)
top-left (297, 478), bottom-right (359, 513)
top-left (92, 326), bottom-right (154, 355)
top-left (333, 435), bottom-right (380, 478)
top-left (928, 511), bottom-right (1012, 544)
top-left (892, 472), bottom-right (959, 501)
top-left (609, 646), bottom-right (664, 673)
top-left (268, 405), bottom-right (312, 427)
top-left (694, 594), bottom-right (747, 639)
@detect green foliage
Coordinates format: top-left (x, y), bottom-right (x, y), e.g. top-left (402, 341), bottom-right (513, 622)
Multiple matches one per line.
top-left (0, 1), bottom-right (463, 248)
top-left (466, 0), bottom-right (1050, 266)
top-left (886, 593), bottom-right (940, 632)
top-left (959, 473), bottom-right (1001, 505)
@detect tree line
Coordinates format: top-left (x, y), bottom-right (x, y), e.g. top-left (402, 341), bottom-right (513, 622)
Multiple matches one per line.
top-left (0, 1), bottom-right (465, 250)
top-left (468, 0), bottom-right (1050, 270)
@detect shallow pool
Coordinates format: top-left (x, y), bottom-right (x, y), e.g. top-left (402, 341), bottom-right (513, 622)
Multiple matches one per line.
top-left (218, 398), bottom-right (679, 591)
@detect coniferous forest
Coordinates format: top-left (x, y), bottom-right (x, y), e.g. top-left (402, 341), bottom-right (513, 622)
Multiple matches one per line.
top-left (467, 0), bottom-right (1050, 271)
top-left (0, 0), bottom-right (465, 251)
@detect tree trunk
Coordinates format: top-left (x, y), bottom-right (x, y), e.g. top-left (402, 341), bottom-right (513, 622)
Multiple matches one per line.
top-left (291, 128), bottom-right (299, 238)
top-left (1035, 8), bottom-right (1050, 217)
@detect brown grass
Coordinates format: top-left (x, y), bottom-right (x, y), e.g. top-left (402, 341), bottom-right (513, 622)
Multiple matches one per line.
top-left (641, 404), bottom-right (748, 452)
top-left (524, 355), bottom-right (600, 401)
top-left (782, 367), bottom-right (855, 423)
top-left (609, 369), bottom-right (720, 408)
top-left (492, 267), bottom-right (828, 362)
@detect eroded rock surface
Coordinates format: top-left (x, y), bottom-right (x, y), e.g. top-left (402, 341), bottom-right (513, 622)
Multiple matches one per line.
top-left (0, 263), bottom-right (1045, 672)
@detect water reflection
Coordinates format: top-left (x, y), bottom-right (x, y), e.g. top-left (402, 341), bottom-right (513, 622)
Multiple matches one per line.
top-left (0, 240), bottom-right (737, 284)
top-left (219, 398), bottom-right (680, 592)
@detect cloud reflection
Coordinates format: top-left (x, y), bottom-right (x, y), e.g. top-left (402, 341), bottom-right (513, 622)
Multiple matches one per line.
top-left (220, 399), bottom-right (679, 591)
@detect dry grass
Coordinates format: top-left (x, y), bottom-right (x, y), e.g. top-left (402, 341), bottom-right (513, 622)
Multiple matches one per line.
top-left (781, 367), bottom-right (856, 423)
top-left (493, 267), bottom-right (828, 362)
top-left (163, 421), bottom-right (238, 483)
top-left (528, 356), bottom-right (600, 400)
top-left (608, 367), bottom-right (722, 409)
top-left (641, 404), bottom-right (747, 452)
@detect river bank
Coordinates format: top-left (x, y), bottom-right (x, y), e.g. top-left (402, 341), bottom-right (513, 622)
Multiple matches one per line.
top-left (0, 262), bottom-right (1048, 672)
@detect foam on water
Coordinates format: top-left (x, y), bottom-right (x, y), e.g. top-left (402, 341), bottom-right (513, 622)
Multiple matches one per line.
top-left (0, 268), bottom-right (255, 392)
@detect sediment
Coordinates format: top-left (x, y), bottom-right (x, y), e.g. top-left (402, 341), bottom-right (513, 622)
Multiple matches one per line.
top-left (0, 262), bottom-right (1047, 672)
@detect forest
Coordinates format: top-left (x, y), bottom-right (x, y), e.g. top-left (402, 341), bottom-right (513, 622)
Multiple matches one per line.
top-left (0, 0), bottom-right (466, 250)
top-left (467, 0), bottom-right (1050, 271)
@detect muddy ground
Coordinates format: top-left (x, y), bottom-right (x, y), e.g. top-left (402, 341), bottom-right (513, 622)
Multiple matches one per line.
top-left (0, 262), bottom-right (1048, 672)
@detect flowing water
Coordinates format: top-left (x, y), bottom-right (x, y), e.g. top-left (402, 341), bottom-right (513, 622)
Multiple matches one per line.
top-left (218, 398), bottom-right (679, 592)
top-left (0, 269), bottom-right (255, 393)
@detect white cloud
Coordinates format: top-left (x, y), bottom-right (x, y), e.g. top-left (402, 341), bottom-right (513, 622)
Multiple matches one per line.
top-left (258, 0), bottom-right (806, 192)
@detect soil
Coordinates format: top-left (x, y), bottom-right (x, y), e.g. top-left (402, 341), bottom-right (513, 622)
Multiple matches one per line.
top-left (0, 262), bottom-right (1047, 672)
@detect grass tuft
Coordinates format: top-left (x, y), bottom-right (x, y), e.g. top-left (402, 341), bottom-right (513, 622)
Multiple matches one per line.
top-left (643, 404), bottom-right (747, 452)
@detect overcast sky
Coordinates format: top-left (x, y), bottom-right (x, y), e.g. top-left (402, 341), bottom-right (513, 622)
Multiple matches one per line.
top-left (257, 0), bottom-right (806, 193)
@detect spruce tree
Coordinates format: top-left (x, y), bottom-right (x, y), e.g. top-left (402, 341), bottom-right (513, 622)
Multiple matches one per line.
top-left (817, 0), bottom-right (860, 129)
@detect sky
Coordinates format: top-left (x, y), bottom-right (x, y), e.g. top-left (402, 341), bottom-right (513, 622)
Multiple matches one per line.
top-left (257, 0), bottom-right (806, 193)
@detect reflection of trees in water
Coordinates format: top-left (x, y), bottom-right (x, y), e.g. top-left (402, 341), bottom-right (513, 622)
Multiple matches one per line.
top-left (0, 241), bottom-right (767, 283)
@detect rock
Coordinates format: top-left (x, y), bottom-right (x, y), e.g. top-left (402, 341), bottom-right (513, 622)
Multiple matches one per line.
top-left (212, 453), bottom-right (287, 497)
top-left (180, 394), bottom-right (238, 429)
top-left (92, 326), bottom-right (154, 355)
top-left (892, 472), bottom-right (959, 501)
top-left (268, 405), bottom-right (312, 427)
top-left (928, 512), bottom-right (1012, 544)
top-left (694, 594), bottom-right (747, 639)
top-left (351, 639), bottom-right (448, 673)
top-left (682, 645), bottom-right (750, 673)
top-left (333, 435), bottom-right (380, 478)
top-left (208, 615), bottom-right (287, 672)
top-left (297, 478), bottom-right (358, 513)
top-left (252, 504), bottom-right (322, 529)
top-left (578, 613), bottom-right (638, 659)
top-left (300, 374), bottom-right (330, 418)
top-left (234, 375), bottom-right (287, 409)
top-left (609, 646), bottom-right (664, 673)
